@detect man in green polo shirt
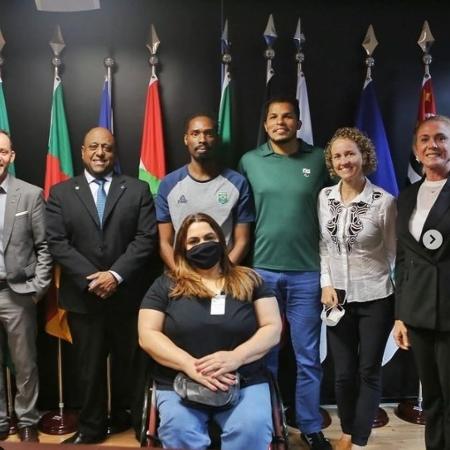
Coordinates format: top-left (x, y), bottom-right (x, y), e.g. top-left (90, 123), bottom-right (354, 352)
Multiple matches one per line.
top-left (239, 96), bottom-right (330, 450)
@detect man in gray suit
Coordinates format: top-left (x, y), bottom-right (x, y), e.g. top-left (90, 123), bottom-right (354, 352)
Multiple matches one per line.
top-left (0, 130), bottom-right (52, 442)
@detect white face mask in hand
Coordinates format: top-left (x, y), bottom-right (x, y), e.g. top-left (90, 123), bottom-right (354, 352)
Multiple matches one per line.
top-left (321, 304), bottom-right (345, 327)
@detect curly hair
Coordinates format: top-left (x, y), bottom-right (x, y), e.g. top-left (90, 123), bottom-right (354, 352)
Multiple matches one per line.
top-left (324, 127), bottom-right (377, 178)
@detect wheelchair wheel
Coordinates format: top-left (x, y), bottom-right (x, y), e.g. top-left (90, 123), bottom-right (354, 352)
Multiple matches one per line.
top-left (139, 376), bottom-right (151, 447)
top-left (268, 373), bottom-right (289, 450)
top-left (140, 378), bottom-right (161, 447)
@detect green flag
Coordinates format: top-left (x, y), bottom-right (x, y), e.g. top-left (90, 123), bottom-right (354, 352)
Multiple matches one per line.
top-left (218, 70), bottom-right (233, 167)
top-left (0, 76), bottom-right (15, 175)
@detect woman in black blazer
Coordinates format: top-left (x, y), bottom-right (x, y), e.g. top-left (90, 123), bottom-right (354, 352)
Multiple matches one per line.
top-left (394, 115), bottom-right (450, 450)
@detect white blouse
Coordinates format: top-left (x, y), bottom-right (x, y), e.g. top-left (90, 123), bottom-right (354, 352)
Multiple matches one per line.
top-left (409, 179), bottom-right (447, 242)
top-left (318, 179), bottom-right (397, 303)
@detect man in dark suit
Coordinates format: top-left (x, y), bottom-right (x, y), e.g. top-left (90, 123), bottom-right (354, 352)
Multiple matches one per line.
top-left (46, 127), bottom-right (157, 444)
top-left (0, 130), bottom-right (52, 443)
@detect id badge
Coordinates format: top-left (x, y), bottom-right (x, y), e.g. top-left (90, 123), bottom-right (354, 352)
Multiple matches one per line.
top-left (210, 294), bottom-right (226, 315)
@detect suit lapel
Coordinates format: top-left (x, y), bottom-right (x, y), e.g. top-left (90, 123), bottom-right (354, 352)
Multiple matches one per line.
top-left (73, 175), bottom-right (101, 228)
top-left (421, 177), bottom-right (450, 237)
top-left (102, 175), bottom-right (127, 226)
top-left (398, 181), bottom-right (434, 262)
top-left (3, 177), bottom-right (20, 249)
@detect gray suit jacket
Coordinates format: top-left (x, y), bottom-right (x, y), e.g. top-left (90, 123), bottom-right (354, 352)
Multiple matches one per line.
top-left (4, 176), bottom-right (53, 300)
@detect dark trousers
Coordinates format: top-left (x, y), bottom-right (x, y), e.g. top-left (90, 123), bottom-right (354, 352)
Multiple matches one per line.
top-left (68, 309), bottom-right (138, 438)
top-left (327, 296), bottom-right (394, 446)
top-left (408, 327), bottom-right (450, 450)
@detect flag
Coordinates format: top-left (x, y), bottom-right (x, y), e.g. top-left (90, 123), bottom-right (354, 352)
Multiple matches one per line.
top-left (98, 75), bottom-right (113, 132)
top-left (256, 66), bottom-right (274, 146)
top-left (218, 70), bottom-right (233, 167)
top-left (98, 72), bottom-right (121, 173)
top-left (138, 74), bottom-right (166, 196)
top-left (296, 70), bottom-right (313, 146)
top-left (44, 73), bottom-right (73, 343)
top-left (355, 79), bottom-right (399, 197)
top-left (355, 78), bottom-right (399, 365)
top-left (408, 75), bottom-right (436, 183)
top-left (0, 76), bottom-right (15, 175)
top-left (44, 75), bottom-right (73, 198)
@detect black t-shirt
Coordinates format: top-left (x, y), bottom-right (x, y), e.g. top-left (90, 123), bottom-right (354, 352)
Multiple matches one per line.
top-left (140, 274), bottom-right (274, 388)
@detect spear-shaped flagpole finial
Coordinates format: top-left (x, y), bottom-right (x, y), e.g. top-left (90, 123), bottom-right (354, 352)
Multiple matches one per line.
top-left (0, 28), bottom-right (5, 75)
top-left (146, 24), bottom-right (160, 76)
top-left (418, 20), bottom-right (434, 77)
top-left (362, 24), bottom-right (378, 81)
top-left (263, 13), bottom-right (277, 83)
top-left (294, 18), bottom-right (306, 71)
top-left (146, 24), bottom-right (160, 57)
top-left (417, 20), bottom-right (434, 54)
top-left (263, 14), bottom-right (277, 50)
top-left (49, 25), bottom-right (65, 76)
top-left (221, 19), bottom-right (231, 66)
top-left (362, 24), bottom-right (378, 56)
top-left (49, 25), bottom-right (65, 57)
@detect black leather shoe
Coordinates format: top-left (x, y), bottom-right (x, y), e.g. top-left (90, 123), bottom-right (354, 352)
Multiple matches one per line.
top-left (18, 426), bottom-right (39, 442)
top-left (62, 431), bottom-right (106, 444)
top-left (0, 428), bottom-right (9, 441)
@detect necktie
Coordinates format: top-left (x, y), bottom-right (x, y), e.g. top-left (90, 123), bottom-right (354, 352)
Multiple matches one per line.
top-left (94, 178), bottom-right (107, 226)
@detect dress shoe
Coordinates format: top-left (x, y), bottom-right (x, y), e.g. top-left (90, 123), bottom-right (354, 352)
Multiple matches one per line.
top-left (62, 431), bottom-right (107, 444)
top-left (0, 428), bottom-right (9, 441)
top-left (18, 426), bottom-right (39, 442)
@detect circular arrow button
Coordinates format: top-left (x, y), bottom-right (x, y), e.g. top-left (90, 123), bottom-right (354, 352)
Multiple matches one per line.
top-left (423, 229), bottom-right (443, 250)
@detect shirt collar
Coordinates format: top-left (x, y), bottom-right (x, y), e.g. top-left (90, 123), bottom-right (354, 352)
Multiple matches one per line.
top-left (0, 174), bottom-right (10, 194)
top-left (260, 139), bottom-right (313, 157)
top-left (84, 169), bottom-right (113, 184)
top-left (327, 177), bottom-right (375, 204)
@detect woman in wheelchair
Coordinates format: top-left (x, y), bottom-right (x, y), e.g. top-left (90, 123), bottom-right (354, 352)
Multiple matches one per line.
top-left (138, 213), bottom-right (282, 450)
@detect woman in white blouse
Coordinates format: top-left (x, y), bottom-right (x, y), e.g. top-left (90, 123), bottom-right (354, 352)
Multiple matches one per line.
top-left (318, 128), bottom-right (396, 450)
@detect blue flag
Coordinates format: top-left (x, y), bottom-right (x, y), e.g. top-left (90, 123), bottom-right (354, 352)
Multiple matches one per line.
top-left (355, 79), bottom-right (398, 197)
top-left (99, 76), bottom-right (113, 132)
top-left (98, 75), bottom-right (121, 173)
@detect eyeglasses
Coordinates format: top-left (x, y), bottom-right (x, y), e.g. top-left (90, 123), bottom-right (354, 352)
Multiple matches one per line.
top-left (86, 142), bottom-right (114, 152)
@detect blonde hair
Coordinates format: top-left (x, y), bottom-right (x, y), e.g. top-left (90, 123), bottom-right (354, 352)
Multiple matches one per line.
top-left (169, 213), bottom-right (262, 301)
top-left (324, 127), bottom-right (377, 178)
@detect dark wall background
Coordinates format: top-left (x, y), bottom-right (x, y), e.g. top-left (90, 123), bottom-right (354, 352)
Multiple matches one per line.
top-left (1, 0), bottom-right (445, 408)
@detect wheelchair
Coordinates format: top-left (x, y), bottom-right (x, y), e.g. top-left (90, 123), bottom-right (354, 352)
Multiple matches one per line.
top-left (139, 371), bottom-right (289, 450)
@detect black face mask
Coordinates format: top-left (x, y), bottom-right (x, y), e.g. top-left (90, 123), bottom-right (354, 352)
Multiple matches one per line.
top-left (186, 241), bottom-right (222, 270)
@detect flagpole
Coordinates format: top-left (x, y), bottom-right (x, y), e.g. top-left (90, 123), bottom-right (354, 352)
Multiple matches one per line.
top-left (39, 26), bottom-right (77, 435)
top-left (257, 14), bottom-right (277, 146)
top-left (103, 56), bottom-right (114, 435)
top-left (395, 22), bottom-right (433, 426)
top-left (359, 24), bottom-right (391, 428)
top-left (294, 18), bottom-right (313, 146)
top-left (218, 19), bottom-right (234, 167)
top-left (407, 20), bottom-right (435, 185)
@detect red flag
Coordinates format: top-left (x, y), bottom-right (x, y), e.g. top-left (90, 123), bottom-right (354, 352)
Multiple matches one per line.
top-left (44, 74), bottom-right (73, 343)
top-left (138, 74), bottom-right (166, 196)
top-left (408, 75), bottom-right (437, 184)
top-left (417, 77), bottom-right (437, 121)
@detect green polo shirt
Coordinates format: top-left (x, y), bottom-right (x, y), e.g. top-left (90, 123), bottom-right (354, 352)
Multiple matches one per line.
top-left (238, 140), bottom-right (329, 271)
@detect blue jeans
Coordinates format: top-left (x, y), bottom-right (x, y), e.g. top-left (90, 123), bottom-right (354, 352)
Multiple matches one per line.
top-left (256, 268), bottom-right (322, 434)
top-left (156, 383), bottom-right (273, 450)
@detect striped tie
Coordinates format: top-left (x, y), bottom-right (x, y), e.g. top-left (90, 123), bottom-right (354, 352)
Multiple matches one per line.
top-left (94, 178), bottom-right (107, 226)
